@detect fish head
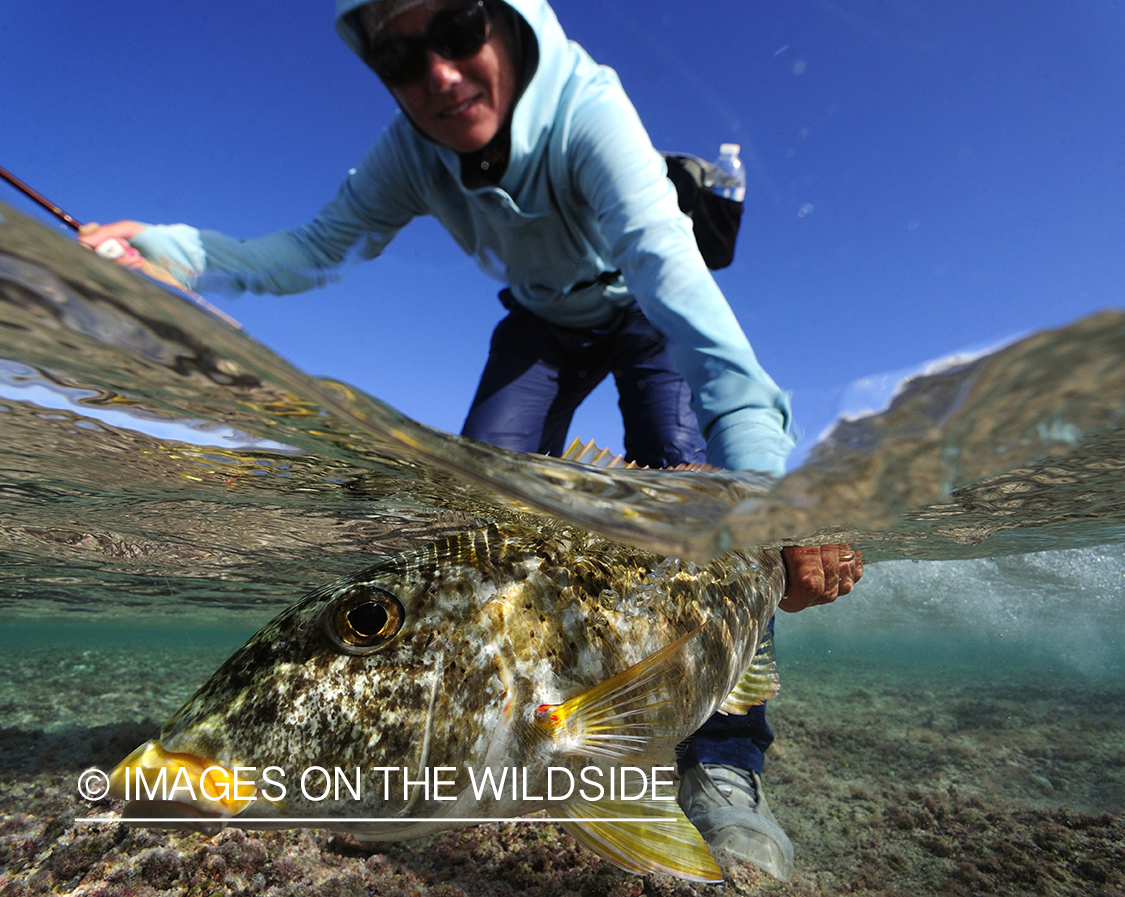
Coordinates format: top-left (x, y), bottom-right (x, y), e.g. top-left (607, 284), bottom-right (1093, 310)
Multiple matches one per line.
top-left (110, 531), bottom-right (523, 827)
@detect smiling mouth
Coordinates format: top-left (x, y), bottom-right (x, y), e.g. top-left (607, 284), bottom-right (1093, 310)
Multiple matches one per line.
top-left (439, 95), bottom-right (480, 118)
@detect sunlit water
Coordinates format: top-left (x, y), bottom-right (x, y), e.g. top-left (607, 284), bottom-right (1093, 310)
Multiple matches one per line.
top-left (1, 200), bottom-right (1124, 880)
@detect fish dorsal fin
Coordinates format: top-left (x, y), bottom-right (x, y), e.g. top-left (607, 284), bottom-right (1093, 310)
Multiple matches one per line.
top-left (559, 770), bottom-right (722, 882)
top-left (718, 634), bottom-right (779, 715)
top-left (535, 625), bottom-right (706, 761)
top-left (561, 437), bottom-right (718, 472)
top-left (561, 437), bottom-right (636, 468)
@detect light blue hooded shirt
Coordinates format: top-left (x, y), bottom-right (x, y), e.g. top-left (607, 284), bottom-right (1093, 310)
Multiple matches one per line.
top-left (132, 0), bottom-right (796, 475)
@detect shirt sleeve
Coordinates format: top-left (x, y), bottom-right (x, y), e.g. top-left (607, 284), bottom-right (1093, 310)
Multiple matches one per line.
top-left (129, 122), bottom-right (427, 296)
top-left (566, 73), bottom-right (796, 476)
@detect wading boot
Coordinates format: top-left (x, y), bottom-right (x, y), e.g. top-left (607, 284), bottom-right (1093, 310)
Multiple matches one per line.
top-left (678, 763), bottom-right (794, 880)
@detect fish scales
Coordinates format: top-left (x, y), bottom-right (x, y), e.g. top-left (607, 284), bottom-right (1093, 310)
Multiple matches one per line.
top-left (110, 520), bottom-right (785, 881)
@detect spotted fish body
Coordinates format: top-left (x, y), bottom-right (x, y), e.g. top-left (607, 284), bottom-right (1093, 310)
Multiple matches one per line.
top-left (111, 520), bottom-right (785, 881)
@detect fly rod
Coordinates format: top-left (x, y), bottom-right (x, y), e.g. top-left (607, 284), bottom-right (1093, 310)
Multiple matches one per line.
top-left (0, 163), bottom-right (241, 329)
top-left (0, 164), bottom-right (84, 232)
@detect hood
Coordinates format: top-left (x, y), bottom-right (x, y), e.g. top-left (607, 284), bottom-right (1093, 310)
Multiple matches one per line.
top-left (334, 0), bottom-right (582, 191)
top-left (332, 0), bottom-right (552, 70)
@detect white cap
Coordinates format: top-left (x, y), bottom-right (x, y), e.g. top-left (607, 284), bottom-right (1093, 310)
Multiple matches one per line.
top-left (359, 0), bottom-right (436, 39)
top-left (719, 143), bottom-right (741, 156)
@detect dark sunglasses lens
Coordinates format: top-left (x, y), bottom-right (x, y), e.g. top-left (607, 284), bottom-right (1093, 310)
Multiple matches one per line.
top-left (369, 2), bottom-right (490, 85)
top-left (370, 35), bottom-right (427, 86)
top-left (430, 3), bottom-right (490, 60)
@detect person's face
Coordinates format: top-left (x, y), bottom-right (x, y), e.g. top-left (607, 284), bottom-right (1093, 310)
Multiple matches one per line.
top-left (374, 1), bottom-right (517, 154)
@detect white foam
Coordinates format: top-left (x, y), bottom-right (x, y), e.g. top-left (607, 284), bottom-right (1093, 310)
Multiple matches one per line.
top-left (784, 545), bottom-right (1125, 677)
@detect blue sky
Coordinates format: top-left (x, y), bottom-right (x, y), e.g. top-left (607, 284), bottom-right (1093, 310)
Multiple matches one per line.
top-left (3, 0), bottom-right (1124, 466)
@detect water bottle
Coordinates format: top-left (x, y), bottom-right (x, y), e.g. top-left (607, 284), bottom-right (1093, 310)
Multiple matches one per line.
top-left (710, 143), bottom-right (746, 202)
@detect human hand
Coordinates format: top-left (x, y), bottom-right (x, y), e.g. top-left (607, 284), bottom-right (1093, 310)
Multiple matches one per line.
top-left (779, 544), bottom-right (863, 613)
top-left (77, 221), bottom-right (146, 269)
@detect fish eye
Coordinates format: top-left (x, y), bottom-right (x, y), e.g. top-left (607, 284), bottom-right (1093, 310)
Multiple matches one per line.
top-left (325, 586), bottom-right (406, 655)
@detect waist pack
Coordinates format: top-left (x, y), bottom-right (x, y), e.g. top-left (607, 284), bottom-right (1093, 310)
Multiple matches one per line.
top-left (664, 153), bottom-right (744, 270)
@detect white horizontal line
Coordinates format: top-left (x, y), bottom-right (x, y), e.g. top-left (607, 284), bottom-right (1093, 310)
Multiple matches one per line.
top-left (76, 816), bottom-right (680, 825)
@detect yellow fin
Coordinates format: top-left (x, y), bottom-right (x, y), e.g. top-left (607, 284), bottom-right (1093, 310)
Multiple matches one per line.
top-left (535, 626), bottom-right (706, 761)
top-left (559, 768), bottom-right (722, 882)
top-left (718, 634), bottom-right (779, 715)
top-left (560, 437), bottom-right (634, 468)
top-left (560, 437), bottom-right (716, 471)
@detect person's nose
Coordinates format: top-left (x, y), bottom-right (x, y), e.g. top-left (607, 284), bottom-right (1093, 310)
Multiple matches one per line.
top-left (425, 49), bottom-right (463, 91)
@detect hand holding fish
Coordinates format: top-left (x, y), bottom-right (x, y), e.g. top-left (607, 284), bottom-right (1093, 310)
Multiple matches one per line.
top-left (779, 544), bottom-right (863, 612)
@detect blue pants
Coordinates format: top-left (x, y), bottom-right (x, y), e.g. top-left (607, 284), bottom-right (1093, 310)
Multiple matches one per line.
top-left (462, 294), bottom-right (775, 775)
top-left (678, 618), bottom-right (776, 776)
top-left (462, 294), bottom-right (706, 467)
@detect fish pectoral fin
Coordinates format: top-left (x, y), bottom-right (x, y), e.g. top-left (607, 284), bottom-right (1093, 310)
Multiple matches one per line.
top-left (718, 633), bottom-right (779, 715)
top-left (535, 625), bottom-right (705, 761)
top-left (559, 781), bottom-right (722, 882)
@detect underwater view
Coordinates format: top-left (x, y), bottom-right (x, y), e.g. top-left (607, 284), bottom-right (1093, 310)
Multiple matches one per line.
top-left (1, 197), bottom-right (1123, 897)
top-left (4, 0), bottom-right (1125, 893)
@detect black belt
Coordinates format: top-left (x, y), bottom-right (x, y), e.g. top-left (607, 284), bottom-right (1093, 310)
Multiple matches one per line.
top-left (570, 269), bottom-right (622, 292)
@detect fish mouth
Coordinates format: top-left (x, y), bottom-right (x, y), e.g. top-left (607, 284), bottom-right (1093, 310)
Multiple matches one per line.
top-left (109, 739), bottom-right (266, 828)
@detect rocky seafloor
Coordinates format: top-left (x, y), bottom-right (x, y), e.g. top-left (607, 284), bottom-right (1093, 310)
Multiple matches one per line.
top-left (1, 633), bottom-right (1123, 897)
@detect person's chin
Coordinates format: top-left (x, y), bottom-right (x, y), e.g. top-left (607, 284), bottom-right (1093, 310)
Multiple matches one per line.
top-left (443, 126), bottom-right (498, 154)
top-left (432, 109), bottom-right (500, 153)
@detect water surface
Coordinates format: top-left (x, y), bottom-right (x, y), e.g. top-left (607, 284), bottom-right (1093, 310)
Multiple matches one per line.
top-left (1, 202), bottom-right (1123, 894)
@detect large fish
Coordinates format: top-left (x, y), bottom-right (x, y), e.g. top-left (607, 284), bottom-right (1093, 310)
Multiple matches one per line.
top-left (109, 519), bottom-right (784, 882)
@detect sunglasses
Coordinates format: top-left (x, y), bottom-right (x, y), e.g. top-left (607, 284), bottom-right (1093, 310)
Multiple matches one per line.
top-left (367, 0), bottom-right (493, 87)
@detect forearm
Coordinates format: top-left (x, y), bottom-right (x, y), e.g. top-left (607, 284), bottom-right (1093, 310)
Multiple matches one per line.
top-left (587, 173), bottom-right (795, 474)
top-left (127, 127), bottom-right (422, 295)
top-left (644, 266), bottom-right (795, 476)
top-left (128, 224), bottom-right (341, 294)
top-left (570, 80), bottom-right (795, 475)
top-left (196, 227), bottom-right (351, 295)
top-left (700, 405), bottom-right (793, 478)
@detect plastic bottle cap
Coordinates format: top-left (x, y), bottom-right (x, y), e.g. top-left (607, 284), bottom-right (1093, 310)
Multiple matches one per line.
top-left (719, 143), bottom-right (741, 156)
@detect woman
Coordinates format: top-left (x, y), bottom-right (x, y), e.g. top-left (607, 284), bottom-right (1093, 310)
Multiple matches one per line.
top-left (81, 0), bottom-right (862, 879)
